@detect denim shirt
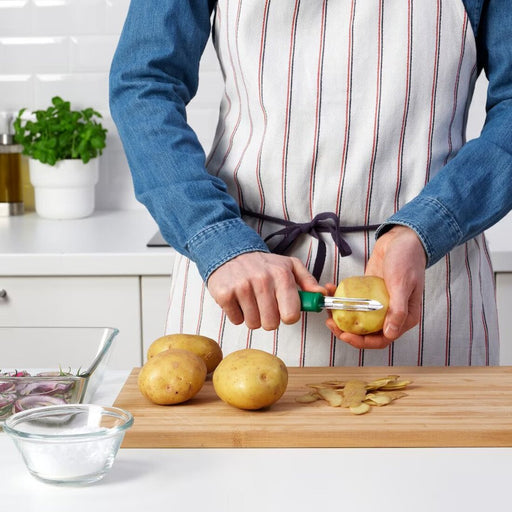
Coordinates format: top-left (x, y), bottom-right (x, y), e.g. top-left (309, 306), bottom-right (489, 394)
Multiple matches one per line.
top-left (109, 0), bottom-right (512, 282)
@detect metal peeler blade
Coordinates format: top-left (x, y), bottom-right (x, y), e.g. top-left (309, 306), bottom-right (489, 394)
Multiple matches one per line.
top-left (299, 290), bottom-right (384, 313)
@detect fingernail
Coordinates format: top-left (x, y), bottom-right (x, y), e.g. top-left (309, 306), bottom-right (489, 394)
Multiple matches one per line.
top-left (385, 323), bottom-right (399, 339)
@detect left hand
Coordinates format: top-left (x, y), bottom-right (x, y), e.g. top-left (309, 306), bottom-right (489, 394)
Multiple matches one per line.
top-left (325, 225), bottom-right (427, 349)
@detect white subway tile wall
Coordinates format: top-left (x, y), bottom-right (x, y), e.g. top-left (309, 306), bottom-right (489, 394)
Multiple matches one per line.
top-left (0, 0), bottom-right (486, 211)
top-left (0, 0), bottom-right (224, 210)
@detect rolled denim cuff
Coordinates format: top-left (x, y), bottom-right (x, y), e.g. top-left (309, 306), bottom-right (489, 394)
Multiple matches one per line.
top-left (186, 217), bottom-right (270, 282)
top-left (376, 196), bottom-right (463, 268)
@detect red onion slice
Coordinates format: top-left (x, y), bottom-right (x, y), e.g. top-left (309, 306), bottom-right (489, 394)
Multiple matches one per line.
top-left (13, 395), bottom-right (67, 413)
top-left (0, 382), bottom-right (16, 394)
top-left (16, 381), bottom-right (74, 396)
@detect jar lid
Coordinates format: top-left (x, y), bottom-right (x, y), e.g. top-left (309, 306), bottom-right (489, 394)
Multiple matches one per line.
top-left (0, 133), bottom-right (14, 145)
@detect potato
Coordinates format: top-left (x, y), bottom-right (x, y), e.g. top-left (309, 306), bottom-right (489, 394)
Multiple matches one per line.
top-left (147, 333), bottom-right (223, 373)
top-left (331, 276), bottom-right (389, 335)
top-left (213, 349), bottom-right (288, 410)
top-left (138, 348), bottom-right (207, 405)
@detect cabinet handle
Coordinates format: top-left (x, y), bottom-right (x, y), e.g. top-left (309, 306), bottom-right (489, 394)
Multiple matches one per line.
top-left (0, 289), bottom-right (6, 298)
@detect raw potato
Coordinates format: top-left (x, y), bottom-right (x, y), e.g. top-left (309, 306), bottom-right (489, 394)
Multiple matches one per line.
top-left (147, 333), bottom-right (223, 373)
top-left (138, 348), bottom-right (207, 405)
top-left (331, 276), bottom-right (389, 335)
top-left (213, 349), bottom-right (288, 410)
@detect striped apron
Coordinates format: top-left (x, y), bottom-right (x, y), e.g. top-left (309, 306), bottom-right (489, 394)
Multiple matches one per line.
top-left (165, 0), bottom-right (499, 367)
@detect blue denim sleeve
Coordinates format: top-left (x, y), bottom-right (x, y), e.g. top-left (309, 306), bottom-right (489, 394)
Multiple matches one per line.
top-left (376, 0), bottom-right (512, 268)
top-left (109, 0), bottom-right (269, 281)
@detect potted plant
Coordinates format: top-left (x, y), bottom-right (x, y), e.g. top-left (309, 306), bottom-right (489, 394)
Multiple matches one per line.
top-left (13, 96), bottom-right (107, 219)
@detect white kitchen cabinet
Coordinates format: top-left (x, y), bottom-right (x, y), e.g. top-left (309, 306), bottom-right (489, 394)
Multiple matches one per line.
top-left (141, 275), bottom-right (172, 360)
top-left (496, 273), bottom-right (512, 365)
top-left (0, 276), bottom-right (142, 369)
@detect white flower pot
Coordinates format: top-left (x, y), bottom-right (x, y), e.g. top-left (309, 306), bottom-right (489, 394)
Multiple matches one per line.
top-left (29, 159), bottom-right (99, 219)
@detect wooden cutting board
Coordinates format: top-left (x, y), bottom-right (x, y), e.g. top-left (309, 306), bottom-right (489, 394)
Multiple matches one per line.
top-left (113, 366), bottom-right (512, 448)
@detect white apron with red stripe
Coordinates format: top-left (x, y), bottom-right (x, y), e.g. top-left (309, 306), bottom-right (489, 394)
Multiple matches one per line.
top-left (165, 0), bottom-right (499, 367)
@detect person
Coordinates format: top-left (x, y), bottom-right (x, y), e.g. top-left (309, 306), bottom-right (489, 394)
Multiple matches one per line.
top-left (110, 0), bottom-right (512, 367)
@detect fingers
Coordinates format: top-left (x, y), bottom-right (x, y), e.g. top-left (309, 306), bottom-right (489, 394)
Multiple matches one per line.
top-left (213, 279), bottom-right (260, 328)
top-left (221, 301), bottom-right (244, 326)
top-left (215, 276), bottom-right (280, 331)
top-left (291, 257), bottom-right (327, 295)
top-left (324, 282), bottom-right (337, 296)
top-left (253, 267), bottom-right (297, 328)
top-left (339, 332), bottom-right (393, 349)
top-left (208, 252), bottom-right (315, 331)
top-left (325, 318), bottom-right (393, 350)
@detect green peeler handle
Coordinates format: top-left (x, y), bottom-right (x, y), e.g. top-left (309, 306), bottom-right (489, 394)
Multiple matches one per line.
top-left (298, 290), bottom-right (325, 312)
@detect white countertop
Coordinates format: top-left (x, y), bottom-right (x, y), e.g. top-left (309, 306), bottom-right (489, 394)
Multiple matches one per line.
top-left (0, 209), bottom-right (175, 276)
top-left (1, 370), bottom-right (511, 511)
top-left (0, 209), bottom-right (511, 276)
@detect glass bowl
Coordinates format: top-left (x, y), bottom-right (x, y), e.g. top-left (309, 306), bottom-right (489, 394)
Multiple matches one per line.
top-left (3, 404), bottom-right (133, 485)
top-left (0, 327), bottom-right (119, 423)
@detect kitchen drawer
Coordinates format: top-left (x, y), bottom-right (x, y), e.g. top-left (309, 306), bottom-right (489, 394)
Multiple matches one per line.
top-left (0, 276), bottom-right (141, 369)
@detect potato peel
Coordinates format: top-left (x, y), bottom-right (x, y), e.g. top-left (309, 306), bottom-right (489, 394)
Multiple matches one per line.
top-left (320, 380), bottom-right (346, 389)
top-left (341, 380), bottom-right (367, 408)
top-left (317, 387), bottom-right (343, 407)
top-left (350, 402), bottom-right (371, 415)
top-left (378, 380), bottom-right (411, 391)
top-left (366, 376), bottom-right (399, 390)
top-left (295, 392), bottom-right (320, 403)
top-left (364, 393), bottom-right (393, 406)
top-left (296, 375), bottom-right (411, 414)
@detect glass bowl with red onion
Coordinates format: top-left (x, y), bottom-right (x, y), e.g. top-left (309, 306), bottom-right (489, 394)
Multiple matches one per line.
top-left (0, 327), bottom-right (119, 423)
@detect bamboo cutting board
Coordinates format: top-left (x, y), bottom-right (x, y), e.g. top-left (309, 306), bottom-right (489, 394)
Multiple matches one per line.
top-left (113, 366), bottom-right (512, 448)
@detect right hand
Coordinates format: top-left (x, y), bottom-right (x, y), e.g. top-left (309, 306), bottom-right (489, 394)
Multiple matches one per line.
top-left (207, 251), bottom-right (326, 331)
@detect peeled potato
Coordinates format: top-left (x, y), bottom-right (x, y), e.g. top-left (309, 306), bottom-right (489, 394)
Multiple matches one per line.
top-left (331, 276), bottom-right (389, 335)
top-left (138, 348), bottom-right (207, 405)
top-left (213, 349), bottom-right (288, 410)
top-left (147, 333), bottom-right (223, 373)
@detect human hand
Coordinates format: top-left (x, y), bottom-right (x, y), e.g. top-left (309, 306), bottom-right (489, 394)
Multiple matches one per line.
top-left (325, 225), bottom-right (427, 349)
top-left (207, 251), bottom-right (326, 330)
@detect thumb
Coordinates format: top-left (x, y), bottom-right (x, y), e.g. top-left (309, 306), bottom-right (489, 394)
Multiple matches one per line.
top-left (383, 285), bottom-right (408, 340)
top-left (290, 259), bottom-right (327, 294)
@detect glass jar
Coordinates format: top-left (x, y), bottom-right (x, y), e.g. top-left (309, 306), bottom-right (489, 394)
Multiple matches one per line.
top-left (0, 132), bottom-right (24, 216)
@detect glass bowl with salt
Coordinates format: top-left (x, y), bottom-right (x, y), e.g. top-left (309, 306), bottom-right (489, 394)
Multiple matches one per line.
top-left (3, 403), bottom-right (133, 485)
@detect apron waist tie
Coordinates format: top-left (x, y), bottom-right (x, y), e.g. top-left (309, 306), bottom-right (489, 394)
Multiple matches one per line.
top-left (241, 208), bottom-right (380, 281)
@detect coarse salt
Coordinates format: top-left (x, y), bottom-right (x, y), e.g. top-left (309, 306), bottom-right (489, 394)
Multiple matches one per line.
top-left (19, 428), bottom-right (119, 480)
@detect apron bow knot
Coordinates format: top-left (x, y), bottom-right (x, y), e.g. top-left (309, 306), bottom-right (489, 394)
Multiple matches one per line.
top-left (241, 209), bottom-right (379, 281)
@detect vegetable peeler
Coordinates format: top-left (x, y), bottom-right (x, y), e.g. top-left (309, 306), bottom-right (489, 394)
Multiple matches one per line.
top-left (298, 290), bottom-right (384, 312)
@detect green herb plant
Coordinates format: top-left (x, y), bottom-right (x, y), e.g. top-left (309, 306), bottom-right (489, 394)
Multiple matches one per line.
top-left (13, 96), bottom-right (107, 166)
